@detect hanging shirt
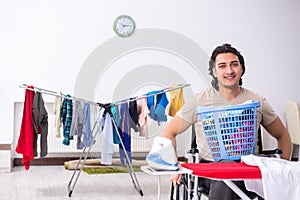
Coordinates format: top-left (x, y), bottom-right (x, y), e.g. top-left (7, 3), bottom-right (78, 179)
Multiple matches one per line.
top-left (70, 100), bottom-right (83, 136)
top-left (15, 86), bottom-right (35, 170)
top-left (61, 95), bottom-right (73, 146)
top-left (154, 92), bottom-right (169, 124)
top-left (168, 86), bottom-right (184, 117)
top-left (129, 98), bottom-right (139, 132)
top-left (54, 93), bottom-right (62, 138)
top-left (32, 92), bottom-right (48, 157)
top-left (70, 100), bottom-right (84, 149)
top-left (97, 108), bottom-right (114, 165)
top-left (147, 91), bottom-right (157, 120)
top-left (147, 90), bottom-right (169, 124)
top-left (81, 102), bottom-right (93, 148)
top-left (136, 97), bottom-right (150, 137)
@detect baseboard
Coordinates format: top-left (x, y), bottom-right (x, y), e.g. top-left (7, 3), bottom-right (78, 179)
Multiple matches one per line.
top-left (0, 144), bottom-right (12, 172)
top-left (0, 144), bottom-right (11, 150)
top-left (13, 157), bottom-right (83, 166)
top-left (13, 152), bottom-right (148, 167)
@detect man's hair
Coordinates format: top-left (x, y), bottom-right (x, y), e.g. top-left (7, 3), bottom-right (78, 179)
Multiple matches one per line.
top-left (208, 44), bottom-right (245, 90)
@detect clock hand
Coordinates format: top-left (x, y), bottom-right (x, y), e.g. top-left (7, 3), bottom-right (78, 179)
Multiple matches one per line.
top-left (121, 23), bottom-right (132, 27)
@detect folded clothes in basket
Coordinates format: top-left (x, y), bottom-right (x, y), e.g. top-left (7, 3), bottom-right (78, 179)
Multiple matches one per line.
top-left (197, 100), bottom-right (260, 161)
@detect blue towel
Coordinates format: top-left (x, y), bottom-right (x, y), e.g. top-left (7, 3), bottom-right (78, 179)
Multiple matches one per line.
top-left (119, 102), bottom-right (132, 165)
top-left (110, 104), bottom-right (121, 144)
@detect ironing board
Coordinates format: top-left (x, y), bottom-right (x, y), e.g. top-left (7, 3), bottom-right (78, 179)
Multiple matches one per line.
top-left (141, 166), bottom-right (193, 200)
top-left (181, 162), bottom-right (262, 200)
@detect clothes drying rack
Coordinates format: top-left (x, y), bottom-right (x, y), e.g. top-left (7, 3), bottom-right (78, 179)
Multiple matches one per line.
top-left (19, 83), bottom-right (191, 197)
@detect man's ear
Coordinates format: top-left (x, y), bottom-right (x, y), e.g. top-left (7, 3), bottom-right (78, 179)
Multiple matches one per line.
top-left (240, 68), bottom-right (244, 76)
top-left (212, 67), bottom-right (217, 77)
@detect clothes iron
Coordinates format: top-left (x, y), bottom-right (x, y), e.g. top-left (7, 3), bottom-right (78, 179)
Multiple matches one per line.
top-left (146, 136), bottom-right (179, 171)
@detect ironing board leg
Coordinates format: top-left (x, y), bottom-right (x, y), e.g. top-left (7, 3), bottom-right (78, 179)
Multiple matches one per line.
top-left (158, 175), bottom-right (161, 200)
top-left (223, 180), bottom-right (251, 200)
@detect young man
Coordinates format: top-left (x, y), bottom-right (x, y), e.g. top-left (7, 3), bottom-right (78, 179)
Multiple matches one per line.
top-left (162, 43), bottom-right (292, 199)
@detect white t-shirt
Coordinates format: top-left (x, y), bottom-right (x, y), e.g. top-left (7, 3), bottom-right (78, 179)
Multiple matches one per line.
top-left (176, 87), bottom-right (277, 161)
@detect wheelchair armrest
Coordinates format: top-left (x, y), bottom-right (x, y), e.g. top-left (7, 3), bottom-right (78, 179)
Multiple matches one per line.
top-left (259, 148), bottom-right (282, 155)
top-left (188, 148), bottom-right (199, 154)
top-left (258, 148), bottom-right (282, 158)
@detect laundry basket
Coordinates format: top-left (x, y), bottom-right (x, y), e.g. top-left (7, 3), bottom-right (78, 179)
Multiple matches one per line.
top-left (196, 101), bottom-right (260, 161)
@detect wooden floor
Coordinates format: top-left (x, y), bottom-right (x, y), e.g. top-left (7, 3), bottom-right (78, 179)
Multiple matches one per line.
top-left (0, 165), bottom-right (174, 200)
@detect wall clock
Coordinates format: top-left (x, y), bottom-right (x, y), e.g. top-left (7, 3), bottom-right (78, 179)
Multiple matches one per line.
top-left (113, 15), bottom-right (135, 37)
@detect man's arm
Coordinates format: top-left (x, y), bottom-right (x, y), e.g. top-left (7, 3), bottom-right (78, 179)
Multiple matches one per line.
top-left (162, 115), bottom-right (191, 148)
top-left (162, 115), bottom-right (191, 185)
top-left (264, 117), bottom-right (292, 160)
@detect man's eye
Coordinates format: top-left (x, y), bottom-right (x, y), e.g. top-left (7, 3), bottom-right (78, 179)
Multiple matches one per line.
top-left (218, 65), bottom-right (226, 68)
top-left (232, 63), bottom-right (239, 67)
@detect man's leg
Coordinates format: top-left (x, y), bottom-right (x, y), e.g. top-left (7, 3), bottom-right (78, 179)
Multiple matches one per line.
top-left (208, 160), bottom-right (238, 200)
top-left (209, 180), bottom-right (234, 200)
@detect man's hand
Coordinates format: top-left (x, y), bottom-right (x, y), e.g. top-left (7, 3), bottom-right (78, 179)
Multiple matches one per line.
top-left (170, 174), bottom-right (182, 186)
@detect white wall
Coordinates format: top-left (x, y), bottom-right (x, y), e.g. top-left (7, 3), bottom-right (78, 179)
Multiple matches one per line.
top-left (1, 0), bottom-right (300, 151)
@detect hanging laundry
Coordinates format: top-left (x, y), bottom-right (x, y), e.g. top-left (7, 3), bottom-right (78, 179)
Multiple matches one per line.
top-left (154, 92), bottom-right (169, 124)
top-left (168, 86), bottom-right (184, 117)
top-left (61, 95), bottom-right (73, 146)
top-left (147, 90), bottom-right (158, 120)
top-left (15, 86), bottom-right (35, 170)
top-left (70, 100), bottom-right (84, 149)
top-left (32, 92), bottom-right (48, 157)
top-left (81, 102), bottom-right (94, 148)
top-left (147, 90), bottom-right (169, 124)
top-left (136, 97), bottom-right (150, 137)
top-left (129, 98), bottom-right (139, 132)
top-left (54, 92), bottom-right (62, 138)
top-left (110, 104), bottom-right (121, 144)
top-left (119, 102), bottom-right (132, 165)
top-left (70, 100), bottom-right (83, 136)
top-left (97, 107), bottom-right (114, 165)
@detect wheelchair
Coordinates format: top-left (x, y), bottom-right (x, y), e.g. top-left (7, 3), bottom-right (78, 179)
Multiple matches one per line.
top-left (169, 125), bottom-right (282, 200)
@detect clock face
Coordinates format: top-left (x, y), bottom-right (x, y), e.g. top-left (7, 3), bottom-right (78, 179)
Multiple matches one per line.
top-left (113, 15), bottom-right (135, 37)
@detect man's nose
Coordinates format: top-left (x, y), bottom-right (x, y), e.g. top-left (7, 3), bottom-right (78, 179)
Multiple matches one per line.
top-left (225, 66), bottom-right (234, 73)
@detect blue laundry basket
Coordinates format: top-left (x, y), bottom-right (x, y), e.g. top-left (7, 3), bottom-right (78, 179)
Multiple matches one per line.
top-left (196, 101), bottom-right (260, 161)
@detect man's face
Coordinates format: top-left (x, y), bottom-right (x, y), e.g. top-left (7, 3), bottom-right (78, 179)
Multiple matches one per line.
top-left (213, 53), bottom-right (243, 90)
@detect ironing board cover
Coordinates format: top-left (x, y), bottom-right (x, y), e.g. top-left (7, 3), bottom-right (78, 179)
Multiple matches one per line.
top-left (181, 162), bottom-right (262, 180)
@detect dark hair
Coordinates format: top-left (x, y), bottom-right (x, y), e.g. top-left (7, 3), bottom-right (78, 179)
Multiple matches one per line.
top-left (208, 44), bottom-right (245, 90)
